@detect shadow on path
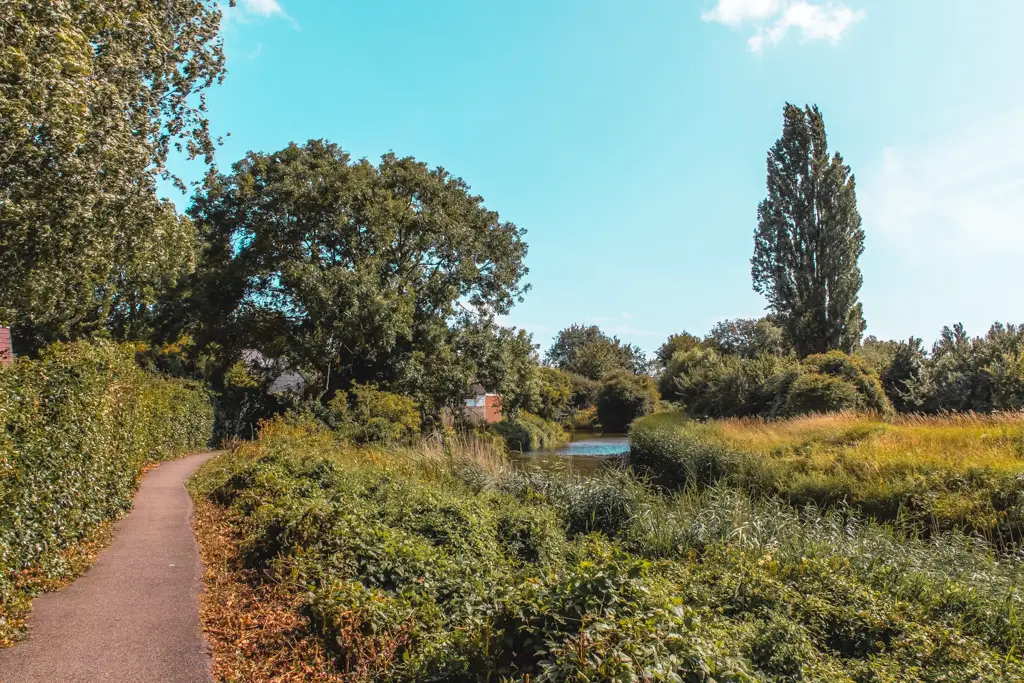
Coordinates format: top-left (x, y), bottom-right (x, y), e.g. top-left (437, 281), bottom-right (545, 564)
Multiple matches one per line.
top-left (0, 452), bottom-right (218, 683)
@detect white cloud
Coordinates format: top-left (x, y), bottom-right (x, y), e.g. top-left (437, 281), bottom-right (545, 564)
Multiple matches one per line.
top-left (703, 0), bottom-right (864, 53)
top-left (702, 0), bottom-right (783, 25)
top-left (230, 0), bottom-right (298, 28)
top-left (247, 42), bottom-right (263, 61)
top-left (240, 0), bottom-right (284, 17)
top-left (859, 111), bottom-right (1024, 258)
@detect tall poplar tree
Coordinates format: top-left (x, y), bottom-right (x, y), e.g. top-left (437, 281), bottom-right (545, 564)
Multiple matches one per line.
top-left (752, 103), bottom-right (866, 357)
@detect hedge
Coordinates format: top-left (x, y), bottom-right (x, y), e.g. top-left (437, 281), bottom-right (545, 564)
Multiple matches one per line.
top-left (0, 341), bottom-right (213, 640)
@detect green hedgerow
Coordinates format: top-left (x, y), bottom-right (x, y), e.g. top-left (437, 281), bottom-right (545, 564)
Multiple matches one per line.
top-left (0, 340), bottom-right (213, 642)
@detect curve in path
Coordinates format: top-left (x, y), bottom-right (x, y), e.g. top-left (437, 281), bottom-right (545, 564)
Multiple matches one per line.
top-left (0, 452), bottom-right (217, 683)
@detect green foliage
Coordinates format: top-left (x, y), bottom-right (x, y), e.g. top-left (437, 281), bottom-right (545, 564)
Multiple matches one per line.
top-left (655, 331), bottom-right (703, 369)
top-left (784, 372), bottom-right (862, 414)
top-left (910, 322), bottom-right (1024, 413)
top-left (177, 141), bottom-right (529, 424)
top-left (490, 412), bottom-right (568, 452)
top-left (565, 372), bottom-right (601, 410)
top-left (705, 317), bottom-right (790, 358)
top-left (752, 103), bottom-right (866, 357)
top-left (798, 350), bottom-right (892, 414)
top-left (0, 341), bottom-right (213, 639)
top-left (545, 324), bottom-right (650, 380)
top-left (195, 427), bottom-right (1024, 681)
top-left (0, 0), bottom-right (227, 350)
top-left (327, 383), bottom-right (421, 444)
top-left (661, 347), bottom-right (889, 419)
top-left (630, 411), bottom-right (1024, 543)
top-left (595, 371), bottom-right (659, 432)
top-left (534, 367), bottom-right (573, 421)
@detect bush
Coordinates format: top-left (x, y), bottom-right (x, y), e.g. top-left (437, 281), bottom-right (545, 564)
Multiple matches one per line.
top-left (629, 412), bottom-right (740, 489)
top-left (800, 351), bottom-right (891, 414)
top-left (784, 371), bottom-right (862, 414)
top-left (661, 348), bottom-right (891, 419)
top-left (194, 425), bottom-right (1024, 681)
top-left (596, 371), bottom-right (659, 432)
top-left (491, 412), bottom-right (567, 452)
top-left (536, 367), bottom-right (573, 421)
top-left (328, 383), bottom-right (421, 444)
top-left (0, 341), bottom-right (213, 641)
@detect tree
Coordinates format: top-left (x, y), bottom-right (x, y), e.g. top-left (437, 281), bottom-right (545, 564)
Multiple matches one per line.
top-left (655, 332), bottom-right (702, 369)
top-left (545, 324), bottom-right (650, 380)
top-left (596, 371), bottom-right (659, 432)
top-left (705, 318), bottom-right (789, 359)
top-left (0, 0), bottom-right (229, 352)
top-left (177, 141), bottom-right (529, 421)
top-left (752, 104), bottom-right (866, 357)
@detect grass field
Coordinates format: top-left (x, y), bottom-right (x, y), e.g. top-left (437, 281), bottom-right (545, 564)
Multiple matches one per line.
top-left (190, 416), bottom-right (1024, 682)
top-left (630, 411), bottom-right (1024, 544)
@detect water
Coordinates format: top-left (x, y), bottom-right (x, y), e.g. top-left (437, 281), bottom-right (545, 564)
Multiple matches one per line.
top-left (512, 433), bottom-right (630, 475)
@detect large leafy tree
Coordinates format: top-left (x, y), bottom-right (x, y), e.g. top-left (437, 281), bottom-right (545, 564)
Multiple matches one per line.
top-left (752, 104), bottom-right (866, 357)
top-left (705, 317), bottom-right (790, 359)
top-left (0, 0), bottom-right (229, 351)
top-left (545, 324), bottom-right (650, 380)
top-left (176, 140), bottom-right (529, 417)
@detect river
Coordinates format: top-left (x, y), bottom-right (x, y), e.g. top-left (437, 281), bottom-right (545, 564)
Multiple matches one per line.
top-left (511, 433), bottom-right (629, 475)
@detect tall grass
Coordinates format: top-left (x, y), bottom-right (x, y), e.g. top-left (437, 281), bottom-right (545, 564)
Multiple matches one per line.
top-left (192, 423), bottom-right (1024, 681)
top-left (630, 410), bottom-right (1024, 543)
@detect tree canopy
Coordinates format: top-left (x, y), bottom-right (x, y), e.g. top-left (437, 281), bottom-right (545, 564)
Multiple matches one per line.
top-left (175, 140), bottom-right (530, 417)
top-left (752, 104), bottom-right (866, 357)
top-left (0, 0), bottom-right (229, 351)
top-left (544, 324), bottom-right (650, 380)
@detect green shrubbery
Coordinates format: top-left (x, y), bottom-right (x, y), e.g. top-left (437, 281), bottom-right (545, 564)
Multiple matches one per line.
top-left (193, 426), bottom-right (1024, 681)
top-left (630, 410), bottom-right (1024, 543)
top-left (595, 370), bottom-right (659, 432)
top-left (490, 412), bottom-right (567, 452)
top-left (662, 347), bottom-right (891, 418)
top-left (0, 341), bottom-right (213, 640)
top-left (327, 383), bottom-right (421, 444)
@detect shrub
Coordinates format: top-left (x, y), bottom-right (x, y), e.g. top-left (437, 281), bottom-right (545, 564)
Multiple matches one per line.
top-left (535, 367), bottom-right (573, 421)
top-left (0, 341), bottom-right (213, 641)
top-left (629, 412), bottom-right (741, 489)
top-left (662, 348), bottom-right (890, 419)
top-left (491, 412), bottom-right (567, 452)
top-left (800, 351), bottom-right (892, 414)
top-left (596, 371), bottom-right (659, 432)
top-left (328, 383), bottom-right (421, 444)
top-left (784, 371), bottom-right (862, 414)
top-left (194, 425), bottom-right (1024, 681)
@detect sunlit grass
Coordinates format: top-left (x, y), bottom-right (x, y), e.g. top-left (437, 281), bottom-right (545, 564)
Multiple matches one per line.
top-left (630, 411), bottom-right (1024, 542)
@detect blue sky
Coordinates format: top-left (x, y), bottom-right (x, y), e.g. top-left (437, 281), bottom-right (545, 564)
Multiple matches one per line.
top-left (166, 0), bottom-right (1024, 354)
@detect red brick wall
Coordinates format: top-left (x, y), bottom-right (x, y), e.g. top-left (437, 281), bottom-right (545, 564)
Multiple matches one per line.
top-left (484, 394), bottom-right (503, 423)
top-left (0, 327), bottom-right (12, 366)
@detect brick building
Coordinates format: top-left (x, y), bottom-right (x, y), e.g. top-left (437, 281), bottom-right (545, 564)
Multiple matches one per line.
top-left (0, 327), bottom-right (13, 366)
top-left (463, 384), bottom-right (503, 424)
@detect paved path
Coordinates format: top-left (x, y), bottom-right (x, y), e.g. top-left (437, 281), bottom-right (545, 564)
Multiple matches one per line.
top-left (0, 452), bottom-right (217, 683)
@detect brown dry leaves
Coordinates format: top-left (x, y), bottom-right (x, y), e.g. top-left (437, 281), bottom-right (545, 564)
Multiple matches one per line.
top-left (191, 499), bottom-right (345, 683)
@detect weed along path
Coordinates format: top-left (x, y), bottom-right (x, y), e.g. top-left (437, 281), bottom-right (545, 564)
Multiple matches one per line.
top-left (0, 452), bottom-right (218, 683)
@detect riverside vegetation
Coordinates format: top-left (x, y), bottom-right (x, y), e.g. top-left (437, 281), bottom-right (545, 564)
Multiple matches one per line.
top-left (191, 417), bottom-right (1024, 682)
top-left (0, 341), bottom-right (214, 644)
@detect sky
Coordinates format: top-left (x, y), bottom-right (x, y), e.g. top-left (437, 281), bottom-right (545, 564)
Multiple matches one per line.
top-left (165, 0), bottom-right (1024, 355)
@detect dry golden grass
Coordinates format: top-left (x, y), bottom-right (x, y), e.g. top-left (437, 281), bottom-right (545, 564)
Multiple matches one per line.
top-left (714, 411), bottom-right (1024, 476)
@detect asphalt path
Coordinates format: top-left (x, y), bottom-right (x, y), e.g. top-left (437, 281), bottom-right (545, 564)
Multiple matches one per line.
top-left (0, 452), bottom-right (217, 683)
